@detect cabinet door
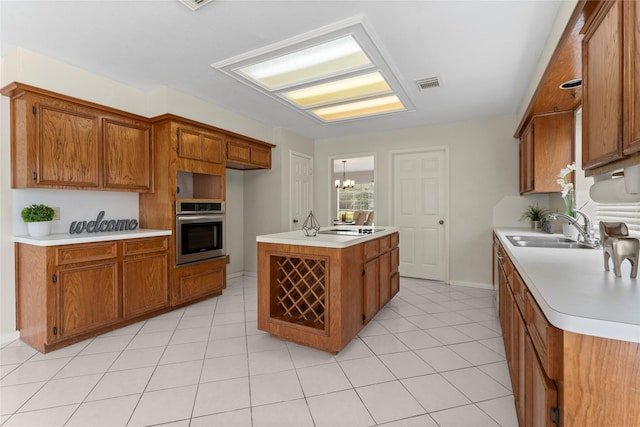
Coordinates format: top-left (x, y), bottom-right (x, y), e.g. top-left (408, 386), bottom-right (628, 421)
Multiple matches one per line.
top-left (363, 258), bottom-right (378, 324)
top-left (379, 251), bottom-right (391, 308)
top-left (513, 304), bottom-right (526, 426)
top-left (173, 258), bottom-right (226, 305)
top-left (37, 103), bottom-right (100, 187)
top-left (202, 133), bottom-right (224, 164)
top-left (582, 0), bottom-right (624, 169)
top-left (623, 0), bottom-right (640, 154)
top-left (533, 113), bottom-right (574, 193)
top-left (178, 128), bottom-right (203, 160)
top-left (55, 262), bottom-right (119, 340)
top-left (525, 334), bottom-right (558, 427)
top-left (520, 125), bottom-right (534, 194)
top-left (227, 139), bottom-right (251, 163)
top-left (103, 118), bottom-right (152, 191)
top-left (123, 253), bottom-right (169, 319)
top-left (250, 145), bottom-right (271, 168)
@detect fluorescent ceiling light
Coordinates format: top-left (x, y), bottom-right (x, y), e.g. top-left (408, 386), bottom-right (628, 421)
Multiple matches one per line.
top-left (311, 95), bottom-right (405, 122)
top-left (283, 72), bottom-right (391, 108)
top-left (238, 36), bottom-right (372, 91)
top-left (212, 18), bottom-right (413, 123)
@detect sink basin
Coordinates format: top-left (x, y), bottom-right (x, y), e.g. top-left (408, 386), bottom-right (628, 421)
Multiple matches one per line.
top-left (506, 235), bottom-right (597, 249)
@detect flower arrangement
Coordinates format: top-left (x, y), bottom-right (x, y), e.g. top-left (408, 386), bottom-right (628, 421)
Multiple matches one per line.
top-left (557, 162), bottom-right (575, 217)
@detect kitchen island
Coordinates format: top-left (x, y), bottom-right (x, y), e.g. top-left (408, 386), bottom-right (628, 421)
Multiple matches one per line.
top-left (494, 228), bottom-right (640, 426)
top-left (257, 226), bottom-right (399, 353)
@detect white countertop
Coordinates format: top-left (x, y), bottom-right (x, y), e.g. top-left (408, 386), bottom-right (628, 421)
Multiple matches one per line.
top-left (14, 229), bottom-right (172, 246)
top-left (257, 225), bottom-right (399, 248)
top-left (494, 227), bottom-right (640, 343)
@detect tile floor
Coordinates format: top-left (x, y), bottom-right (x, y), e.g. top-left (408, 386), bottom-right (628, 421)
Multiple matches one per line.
top-left (0, 276), bottom-right (517, 427)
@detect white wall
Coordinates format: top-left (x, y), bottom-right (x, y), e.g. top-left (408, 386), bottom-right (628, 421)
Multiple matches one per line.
top-left (314, 115), bottom-right (528, 288)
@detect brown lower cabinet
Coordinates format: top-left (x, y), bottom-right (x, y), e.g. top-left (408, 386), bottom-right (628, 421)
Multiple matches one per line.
top-left (172, 257), bottom-right (226, 306)
top-left (15, 236), bottom-right (170, 353)
top-left (495, 233), bottom-right (640, 426)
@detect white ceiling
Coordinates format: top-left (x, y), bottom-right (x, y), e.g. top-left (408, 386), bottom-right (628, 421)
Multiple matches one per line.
top-left (0, 0), bottom-right (562, 141)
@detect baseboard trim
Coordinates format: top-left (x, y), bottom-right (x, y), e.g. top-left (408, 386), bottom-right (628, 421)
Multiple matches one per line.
top-left (449, 280), bottom-right (494, 290)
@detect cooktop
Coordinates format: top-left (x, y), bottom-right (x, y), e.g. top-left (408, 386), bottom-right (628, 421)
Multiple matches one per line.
top-left (317, 228), bottom-right (384, 236)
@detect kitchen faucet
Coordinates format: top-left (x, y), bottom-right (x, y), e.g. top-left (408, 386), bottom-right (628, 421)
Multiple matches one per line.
top-left (548, 209), bottom-right (600, 248)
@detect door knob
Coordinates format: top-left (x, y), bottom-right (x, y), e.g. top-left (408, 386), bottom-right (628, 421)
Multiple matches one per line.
top-left (439, 220), bottom-right (444, 225)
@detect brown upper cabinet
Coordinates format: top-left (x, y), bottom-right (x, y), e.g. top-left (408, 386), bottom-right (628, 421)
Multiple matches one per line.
top-left (519, 111), bottom-right (574, 194)
top-left (1, 83), bottom-right (153, 192)
top-left (177, 126), bottom-right (224, 165)
top-left (226, 136), bottom-right (274, 170)
top-left (582, 0), bottom-right (640, 172)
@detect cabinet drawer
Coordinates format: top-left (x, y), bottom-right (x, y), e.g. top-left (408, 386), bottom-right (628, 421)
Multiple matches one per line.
top-left (379, 235), bottom-right (391, 252)
top-left (123, 236), bottom-right (168, 256)
top-left (363, 239), bottom-right (379, 260)
top-left (525, 290), bottom-right (563, 379)
top-left (56, 242), bottom-right (118, 265)
top-left (511, 270), bottom-right (526, 314)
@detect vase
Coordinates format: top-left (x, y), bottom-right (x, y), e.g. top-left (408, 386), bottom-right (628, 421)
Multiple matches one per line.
top-left (27, 221), bottom-right (52, 237)
top-left (531, 220), bottom-right (540, 230)
top-left (562, 223), bottom-right (579, 241)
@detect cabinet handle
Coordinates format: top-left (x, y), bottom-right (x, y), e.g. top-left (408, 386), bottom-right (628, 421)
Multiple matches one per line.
top-left (32, 172), bottom-right (37, 180)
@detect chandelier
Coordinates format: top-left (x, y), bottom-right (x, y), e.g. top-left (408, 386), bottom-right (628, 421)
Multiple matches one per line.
top-left (335, 160), bottom-right (355, 189)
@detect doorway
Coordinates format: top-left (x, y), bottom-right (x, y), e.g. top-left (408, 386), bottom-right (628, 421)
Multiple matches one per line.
top-left (290, 151), bottom-right (313, 231)
top-left (391, 147), bottom-right (449, 281)
top-left (330, 155), bottom-right (375, 224)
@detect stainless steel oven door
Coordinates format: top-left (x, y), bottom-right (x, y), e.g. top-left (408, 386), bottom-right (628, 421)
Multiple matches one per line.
top-left (176, 214), bottom-right (225, 265)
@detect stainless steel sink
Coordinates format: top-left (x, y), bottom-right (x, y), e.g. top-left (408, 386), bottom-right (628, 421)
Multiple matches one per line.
top-left (506, 235), bottom-right (597, 249)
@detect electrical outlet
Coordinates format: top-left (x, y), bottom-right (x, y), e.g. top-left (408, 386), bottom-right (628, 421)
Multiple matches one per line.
top-left (52, 207), bottom-right (60, 221)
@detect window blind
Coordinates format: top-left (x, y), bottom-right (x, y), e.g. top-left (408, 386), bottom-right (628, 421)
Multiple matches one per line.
top-left (594, 202), bottom-right (640, 237)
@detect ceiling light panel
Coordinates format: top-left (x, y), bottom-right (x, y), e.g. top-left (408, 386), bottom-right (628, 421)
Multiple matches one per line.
top-left (282, 71), bottom-right (392, 108)
top-left (212, 17), bottom-right (414, 123)
top-left (238, 36), bottom-right (373, 91)
top-left (311, 95), bottom-right (405, 122)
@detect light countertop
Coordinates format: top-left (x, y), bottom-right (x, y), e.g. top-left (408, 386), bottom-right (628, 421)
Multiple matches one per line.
top-left (14, 229), bottom-right (172, 246)
top-left (257, 225), bottom-right (399, 248)
top-left (494, 227), bottom-right (640, 343)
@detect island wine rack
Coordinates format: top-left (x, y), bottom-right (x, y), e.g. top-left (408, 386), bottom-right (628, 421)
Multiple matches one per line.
top-left (272, 255), bottom-right (327, 331)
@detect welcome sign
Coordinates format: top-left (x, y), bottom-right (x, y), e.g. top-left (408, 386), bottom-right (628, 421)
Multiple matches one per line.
top-left (69, 211), bottom-right (139, 234)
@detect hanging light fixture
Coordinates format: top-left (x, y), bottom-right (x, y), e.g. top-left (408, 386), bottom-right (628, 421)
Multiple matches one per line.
top-left (335, 160), bottom-right (355, 189)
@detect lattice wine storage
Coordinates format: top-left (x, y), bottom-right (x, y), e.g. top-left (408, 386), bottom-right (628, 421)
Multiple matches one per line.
top-left (270, 255), bottom-right (328, 332)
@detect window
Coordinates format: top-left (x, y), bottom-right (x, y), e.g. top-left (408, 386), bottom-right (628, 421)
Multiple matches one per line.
top-left (337, 183), bottom-right (374, 221)
top-left (595, 202), bottom-right (640, 237)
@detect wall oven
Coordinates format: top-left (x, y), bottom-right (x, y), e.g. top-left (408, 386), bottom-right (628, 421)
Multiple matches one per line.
top-left (176, 200), bottom-right (225, 265)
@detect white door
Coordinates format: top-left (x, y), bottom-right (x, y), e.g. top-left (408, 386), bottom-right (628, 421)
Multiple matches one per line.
top-left (290, 152), bottom-right (313, 231)
top-left (392, 148), bottom-right (449, 281)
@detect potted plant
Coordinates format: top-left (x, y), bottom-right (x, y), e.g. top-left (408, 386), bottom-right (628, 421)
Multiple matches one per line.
top-left (520, 203), bottom-right (549, 230)
top-left (21, 203), bottom-right (55, 237)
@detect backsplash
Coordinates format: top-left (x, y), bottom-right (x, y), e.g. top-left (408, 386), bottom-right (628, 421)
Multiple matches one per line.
top-left (12, 189), bottom-right (139, 236)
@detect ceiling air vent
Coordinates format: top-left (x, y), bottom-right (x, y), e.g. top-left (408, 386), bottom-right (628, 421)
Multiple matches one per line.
top-left (416, 76), bottom-right (441, 91)
top-left (179, 0), bottom-right (213, 11)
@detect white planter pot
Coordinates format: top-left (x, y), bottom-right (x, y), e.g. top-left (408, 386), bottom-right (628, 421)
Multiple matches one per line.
top-left (27, 221), bottom-right (52, 237)
top-left (562, 223), bottom-right (579, 241)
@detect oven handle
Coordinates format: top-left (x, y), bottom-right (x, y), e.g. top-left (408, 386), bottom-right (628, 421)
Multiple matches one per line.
top-left (177, 215), bottom-right (225, 223)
